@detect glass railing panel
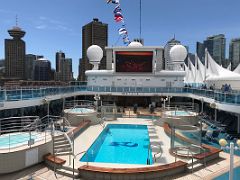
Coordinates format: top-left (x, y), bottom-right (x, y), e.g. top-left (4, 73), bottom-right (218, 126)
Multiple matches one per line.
top-left (225, 93), bottom-right (237, 104)
top-left (149, 87), bottom-right (155, 93)
top-left (98, 87), bottom-right (105, 92)
top-left (236, 95), bottom-right (240, 104)
top-left (129, 87), bottom-right (135, 92)
top-left (123, 87), bottom-right (129, 92)
top-left (6, 90), bottom-right (21, 101)
top-left (116, 87), bottom-right (123, 92)
top-left (105, 87), bottom-right (111, 92)
top-left (86, 86), bottom-right (93, 91)
top-left (22, 89), bottom-right (33, 100)
top-left (93, 86), bottom-right (98, 92)
top-left (0, 90), bottom-right (5, 101)
top-left (136, 87), bottom-right (143, 93)
top-left (111, 87), bottom-right (116, 92)
top-left (33, 89), bottom-right (40, 98)
top-left (143, 87), bottom-right (149, 93)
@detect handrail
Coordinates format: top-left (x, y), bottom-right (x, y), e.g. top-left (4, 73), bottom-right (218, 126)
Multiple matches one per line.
top-left (189, 144), bottom-right (206, 167)
top-left (151, 144), bottom-right (162, 162)
top-left (173, 146), bottom-right (194, 173)
top-left (1, 86), bottom-right (240, 106)
top-left (73, 150), bottom-right (88, 178)
top-left (147, 144), bottom-right (151, 165)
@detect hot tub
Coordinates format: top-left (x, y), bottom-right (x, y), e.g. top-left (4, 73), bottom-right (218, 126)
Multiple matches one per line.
top-left (162, 110), bottom-right (198, 126)
top-left (64, 107), bottom-right (98, 125)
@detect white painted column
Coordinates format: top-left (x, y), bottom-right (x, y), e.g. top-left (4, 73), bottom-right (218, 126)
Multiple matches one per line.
top-left (229, 142), bottom-right (234, 180)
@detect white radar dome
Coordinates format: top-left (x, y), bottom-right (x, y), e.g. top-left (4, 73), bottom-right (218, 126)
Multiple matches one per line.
top-left (87, 45), bottom-right (103, 63)
top-left (128, 41), bottom-right (143, 47)
top-left (169, 45), bottom-right (187, 62)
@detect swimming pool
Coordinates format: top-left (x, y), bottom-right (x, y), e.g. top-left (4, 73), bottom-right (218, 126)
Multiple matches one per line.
top-left (80, 124), bottom-right (153, 165)
top-left (166, 110), bottom-right (193, 116)
top-left (0, 132), bottom-right (40, 149)
top-left (214, 166), bottom-right (240, 180)
top-left (70, 107), bottom-right (95, 113)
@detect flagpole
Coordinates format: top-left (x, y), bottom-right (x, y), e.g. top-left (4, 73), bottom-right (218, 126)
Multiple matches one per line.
top-left (140, 0), bottom-right (142, 39)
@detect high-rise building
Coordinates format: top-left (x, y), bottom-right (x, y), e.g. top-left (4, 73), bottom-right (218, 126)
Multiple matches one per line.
top-left (55, 51), bottom-right (73, 81)
top-left (25, 54), bottom-right (43, 80)
top-left (56, 51), bottom-right (65, 73)
top-left (79, 18), bottom-right (108, 81)
top-left (5, 26), bottom-right (26, 80)
top-left (198, 34), bottom-right (226, 66)
top-left (164, 38), bottom-right (181, 70)
top-left (196, 42), bottom-right (205, 63)
top-left (0, 59), bottom-right (5, 78)
top-left (34, 58), bottom-right (51, 81)
top-left (229, 38), bottom-right (240, 70)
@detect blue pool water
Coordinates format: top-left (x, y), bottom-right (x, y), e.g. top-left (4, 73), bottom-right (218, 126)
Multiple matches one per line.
top-left (70, 107), bottom-right (94, 113)
top-left (0, 132), bottom-right (38, 148)
top-left (169, 110), bottom-right (191, 116)
top-left (80, 124), bottom-right (153, 165)
top-left (214, 166), bottom-right (240, 180)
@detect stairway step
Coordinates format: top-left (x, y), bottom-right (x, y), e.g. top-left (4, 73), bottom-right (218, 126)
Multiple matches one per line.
top-left (54, 147), bottom-right (72, 153)
top-left (54, 136), bottom-right (65, 141)
top-left (55, 168), bottom-right (79, 179)
top-left (54, 144), bottom-right (71, 149)
top-left (54, 140), bottom-right (69, 146)
top-left (55, 152), bottom-right (73, 156)
top-left (62, 165), bottom-right (79, 173)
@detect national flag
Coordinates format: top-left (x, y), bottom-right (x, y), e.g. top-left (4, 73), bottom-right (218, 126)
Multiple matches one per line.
top-left (123, 36), bottom-right (130, 44)
top-left (118, 27), bottom-right (127, 35)
top-left (114, 16), bottom-right (123, 22)
top-left (113, 5), bottom-right (122, 14)
top-left (114, 11), bottom-right (123, 17)
top-left (112, 0), bottom-right (120, 4)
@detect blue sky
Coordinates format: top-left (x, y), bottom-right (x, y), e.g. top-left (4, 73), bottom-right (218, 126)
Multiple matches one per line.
top-left (0, 0), bottom-right (240, 78)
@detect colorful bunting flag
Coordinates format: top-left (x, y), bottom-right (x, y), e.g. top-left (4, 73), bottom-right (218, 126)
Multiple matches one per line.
top-left (106, 0), bottom-right (131, 45)
top-left (118, 27), bottom-right (127, 35)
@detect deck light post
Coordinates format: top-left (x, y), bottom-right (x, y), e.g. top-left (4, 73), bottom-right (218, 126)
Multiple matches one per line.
top-left (219, 139), bottom-right (240, 180)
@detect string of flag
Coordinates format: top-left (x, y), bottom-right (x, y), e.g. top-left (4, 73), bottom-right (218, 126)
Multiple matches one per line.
top-left (106, 0), bottom-right (131, 45)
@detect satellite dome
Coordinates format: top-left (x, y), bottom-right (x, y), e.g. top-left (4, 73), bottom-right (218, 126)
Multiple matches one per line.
top-left (128, 41), bottom-right (143, 47)
top-left (87, 45), bottom-right (103, 63)
top-left (169, 45), bottom-right (187, 62)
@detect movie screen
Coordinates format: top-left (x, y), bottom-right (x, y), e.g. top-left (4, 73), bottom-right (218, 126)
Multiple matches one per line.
top-left (115, 51), bottom-right (153, 73)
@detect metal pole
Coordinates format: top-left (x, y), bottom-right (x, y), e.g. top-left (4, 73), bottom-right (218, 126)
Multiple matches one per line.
top-left (229, 142), bottom-right (234, 180)
top-left (214, 108), bottom-right (217, 122)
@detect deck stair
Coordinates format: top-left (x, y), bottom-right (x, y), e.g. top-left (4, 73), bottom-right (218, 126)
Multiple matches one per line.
top-left (53, 133), bottom-right (73, 156)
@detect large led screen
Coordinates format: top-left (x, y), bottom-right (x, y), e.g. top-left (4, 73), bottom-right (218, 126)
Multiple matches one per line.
top-left (115, 51), bottom-right (153, 73)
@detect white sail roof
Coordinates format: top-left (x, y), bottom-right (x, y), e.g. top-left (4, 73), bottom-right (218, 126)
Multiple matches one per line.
top-left (184, 63), bottom-right (195, 83)
top-left (227, 63), bottom-right (231, 71)
top-left (206, 52), bottom-right (240, 81)
top-left (233, 64), bottom-right (240, 74)
top-left (194, 57), bottom-right (204, 83)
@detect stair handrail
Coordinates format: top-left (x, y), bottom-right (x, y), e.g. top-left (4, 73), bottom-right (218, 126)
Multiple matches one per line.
top-left (173, 146), bottom-right (194, 173)
top-left (189, 144), bottom-right (206, 167)
top-left (151, 144), bottom-right (162, 162)
top-left (72, 150), bottom-right (89, 179)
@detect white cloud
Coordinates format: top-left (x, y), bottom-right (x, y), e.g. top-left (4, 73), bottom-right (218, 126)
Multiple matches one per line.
top-left (34, 16), bottom-right (73, 32)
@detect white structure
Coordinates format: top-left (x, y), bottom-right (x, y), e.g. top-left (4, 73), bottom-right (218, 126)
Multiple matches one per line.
top-left (184, 50), bottom-right (240, 90)
top-left (169, 44), bottom-right (187, 71)
top-left (87, 45), bottom-right (103, 70)
top-left (164, 38), bottom-right (181, 70)
top-left (86, 45), bottom-right (186, 88)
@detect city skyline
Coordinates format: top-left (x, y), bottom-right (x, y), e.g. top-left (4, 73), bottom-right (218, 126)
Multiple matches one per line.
top-left (1, 0), bottom-right (240, 78)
